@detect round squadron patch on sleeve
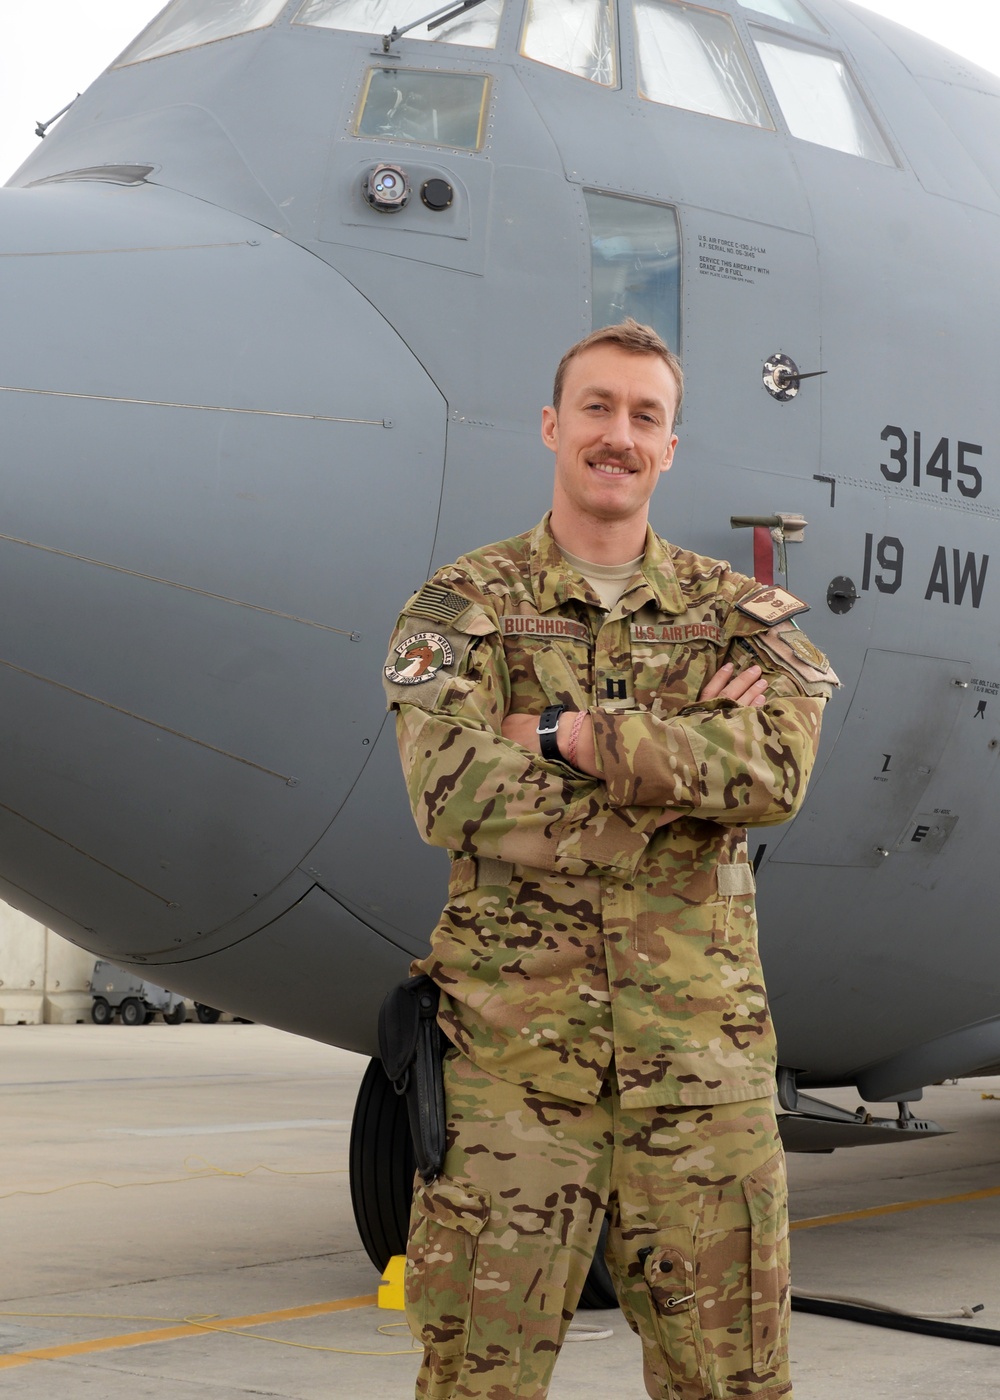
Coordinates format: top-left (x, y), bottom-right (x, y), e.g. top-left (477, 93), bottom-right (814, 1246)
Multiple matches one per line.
top-left (385, 631), bottom-right (455, 685)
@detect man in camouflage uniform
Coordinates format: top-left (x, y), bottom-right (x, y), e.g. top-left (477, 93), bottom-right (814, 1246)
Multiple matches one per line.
top-left (383, 320), bottom-right (836, 1400)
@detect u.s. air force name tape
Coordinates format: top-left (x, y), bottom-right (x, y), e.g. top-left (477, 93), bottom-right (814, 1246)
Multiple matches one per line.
top-left (631, 622), bottom-right (722, 644)
top-left (501, 615), bottom-right (589, 642)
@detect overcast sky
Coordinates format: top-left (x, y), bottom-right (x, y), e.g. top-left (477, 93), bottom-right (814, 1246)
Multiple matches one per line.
top-left (1, 1), bottom-right (999, 182)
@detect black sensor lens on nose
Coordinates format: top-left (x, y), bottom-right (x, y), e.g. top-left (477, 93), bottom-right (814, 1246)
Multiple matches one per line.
top-left (421, 177), bottom-right (454, 211)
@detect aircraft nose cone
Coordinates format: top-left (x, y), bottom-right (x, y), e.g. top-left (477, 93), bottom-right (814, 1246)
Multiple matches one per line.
top-left (0, 180), bottom-right (445, 960)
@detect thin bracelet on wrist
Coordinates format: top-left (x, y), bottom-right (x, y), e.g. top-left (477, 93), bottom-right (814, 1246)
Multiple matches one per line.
top-left (566, 710), bottom-right (587, 769)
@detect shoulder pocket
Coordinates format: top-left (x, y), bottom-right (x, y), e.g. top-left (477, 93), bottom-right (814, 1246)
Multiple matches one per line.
top-left (384, 606), bottom-right (498, 712)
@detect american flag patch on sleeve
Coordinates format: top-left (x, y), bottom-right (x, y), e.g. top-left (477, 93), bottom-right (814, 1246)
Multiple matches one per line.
top-left (405, 583), bottom-right (471, 625)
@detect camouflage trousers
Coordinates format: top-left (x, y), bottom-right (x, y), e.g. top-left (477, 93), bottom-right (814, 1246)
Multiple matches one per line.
top-left (405, 1050), bottom-right (791, 1400)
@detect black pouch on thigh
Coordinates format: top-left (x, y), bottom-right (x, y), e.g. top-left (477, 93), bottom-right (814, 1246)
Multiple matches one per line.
top-left (405, 1176), bottom-right (490, 1355)
top-left (378, 974), bottom-right (447, 1183)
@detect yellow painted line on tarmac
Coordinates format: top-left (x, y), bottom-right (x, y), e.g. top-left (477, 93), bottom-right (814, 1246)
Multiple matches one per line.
top-left (8, 1185), bottom-right (999, 1367)
top-left (791, 1183), bottom-right (1000, 1232)
top-left (0, 1293), bottom-right (378, 1370)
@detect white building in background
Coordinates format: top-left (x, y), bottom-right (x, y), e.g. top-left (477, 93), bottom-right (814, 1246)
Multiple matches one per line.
top-left (0, 903), bottom-right (95, 1024)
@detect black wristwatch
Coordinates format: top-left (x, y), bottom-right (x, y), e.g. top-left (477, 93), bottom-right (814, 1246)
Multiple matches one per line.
top-left (537, 704), bottom-right (566, 762)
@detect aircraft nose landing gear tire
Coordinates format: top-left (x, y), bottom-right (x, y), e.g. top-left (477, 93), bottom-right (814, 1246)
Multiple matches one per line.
top-left (348, 1057), bottom-right (618, 1309)
top-left (349, 1058), bottom-right (415, 1270)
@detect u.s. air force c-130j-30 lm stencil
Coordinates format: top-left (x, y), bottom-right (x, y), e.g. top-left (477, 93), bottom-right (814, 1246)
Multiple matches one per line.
top-left (1, 0), bottom-right (998, 1275)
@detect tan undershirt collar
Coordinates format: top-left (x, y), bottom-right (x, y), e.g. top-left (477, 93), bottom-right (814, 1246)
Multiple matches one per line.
top-left (559, 546), bottom-right (644, 612)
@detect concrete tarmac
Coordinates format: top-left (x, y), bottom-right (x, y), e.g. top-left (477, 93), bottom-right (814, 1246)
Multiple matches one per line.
top-left (2, 1023), bottom-right (999, 1398)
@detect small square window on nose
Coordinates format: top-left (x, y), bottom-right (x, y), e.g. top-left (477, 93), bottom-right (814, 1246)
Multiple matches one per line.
top-left (356, 68), bottom-right (492, 151)
top-left (584, 192), bottom-right (681, 363)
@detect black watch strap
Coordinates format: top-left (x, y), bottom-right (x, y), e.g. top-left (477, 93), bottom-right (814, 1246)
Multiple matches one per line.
top-left (537, 704), bottom-right (566, 762)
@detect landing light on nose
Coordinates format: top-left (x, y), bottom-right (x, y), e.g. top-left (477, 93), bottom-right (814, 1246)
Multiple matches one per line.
top-left (364, 163), bottom-right (411, 212)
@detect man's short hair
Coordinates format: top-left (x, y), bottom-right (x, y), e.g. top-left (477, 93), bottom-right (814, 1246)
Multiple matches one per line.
top-left (552, 319), bottom-right (684, 424)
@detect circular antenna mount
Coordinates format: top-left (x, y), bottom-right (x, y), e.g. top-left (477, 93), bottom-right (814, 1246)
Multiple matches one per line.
top-left (763, 352), bottom-right (800, 401)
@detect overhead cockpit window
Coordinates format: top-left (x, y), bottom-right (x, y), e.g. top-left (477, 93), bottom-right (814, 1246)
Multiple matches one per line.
top-left (356, 69), bottom-right (491, 150)
top-left (752, 29), bottom-right (894, 163)
top-left (294, 0), bottom-right (504, 47)
top-left (115, 0), bottom-right (287, 65)
top-left (585, 192), bottom-right (681, 358)
top-left (634, 2), bottom-right (774, 128)
top-left (739, 0), bottom-right (823, 32)
top-left (520, 0), bottom-right (617, 86)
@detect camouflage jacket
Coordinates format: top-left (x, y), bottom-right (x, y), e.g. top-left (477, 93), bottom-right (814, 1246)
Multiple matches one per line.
top-left (383, 515), bottom-right (835, 1108)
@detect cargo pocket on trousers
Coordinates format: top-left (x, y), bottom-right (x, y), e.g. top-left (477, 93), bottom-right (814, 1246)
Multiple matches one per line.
top-left (639, 1231), bottom-right (712, 1398)
top-left (742, 1149), bottom-right (790, 1372)
top-left (405, 1175), bottom-right (490, 1356)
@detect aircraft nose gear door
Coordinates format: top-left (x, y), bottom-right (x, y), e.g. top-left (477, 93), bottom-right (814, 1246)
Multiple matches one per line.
top-left (768, 649), bottom-right (969, 868)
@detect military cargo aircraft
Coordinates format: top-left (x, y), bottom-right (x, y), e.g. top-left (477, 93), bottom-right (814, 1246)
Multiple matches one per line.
top-left (1, 0), bottom-right (998, 1278)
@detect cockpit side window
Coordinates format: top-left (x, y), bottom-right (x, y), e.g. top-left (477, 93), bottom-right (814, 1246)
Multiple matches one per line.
top-left (585, 192), bottom-right (681, 359)
top-left (739, 0), bottom-right (823, 33)
top-left (751, 28), bottom-right (894, 163)
top-left (294, 0), bottom-right (504, 47)
top-left (634, 2), bottom-right (774, 129)
top-left (356, 68), bottom-right (491, 150)
top-left (520, 0), bottom-right (617, 86)
top-left (115, 0), bottom-right (288, 66)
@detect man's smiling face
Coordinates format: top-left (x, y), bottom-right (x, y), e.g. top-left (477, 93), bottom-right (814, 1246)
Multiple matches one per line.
top-left (542, 343), bottom-right (679, 531)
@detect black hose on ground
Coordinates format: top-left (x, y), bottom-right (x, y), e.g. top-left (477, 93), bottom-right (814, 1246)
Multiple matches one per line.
top-left (791, 1295), bottom-right (1000, 1346)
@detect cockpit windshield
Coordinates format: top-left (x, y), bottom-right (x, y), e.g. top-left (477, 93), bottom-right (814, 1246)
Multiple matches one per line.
top-left (752, 28), bottom-right (894, 162)
top-left (520, 1), bottom-right (617, 86)
top-left (115, 0), bottom-right (288, 66)
top-left (294, 0), bottom-right (504, 47)
top-left (634, 2), bottom-right (773, 128)
top-left (740, 0), bottom-right (823, 32)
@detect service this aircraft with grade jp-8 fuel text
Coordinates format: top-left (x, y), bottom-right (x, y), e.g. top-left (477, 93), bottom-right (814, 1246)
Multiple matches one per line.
top-left (1, 0), bottom-right (999, 1281)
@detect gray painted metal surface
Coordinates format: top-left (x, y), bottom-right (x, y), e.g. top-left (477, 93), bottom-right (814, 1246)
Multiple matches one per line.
top-left (0, 0), bottom-right (997, 1102)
